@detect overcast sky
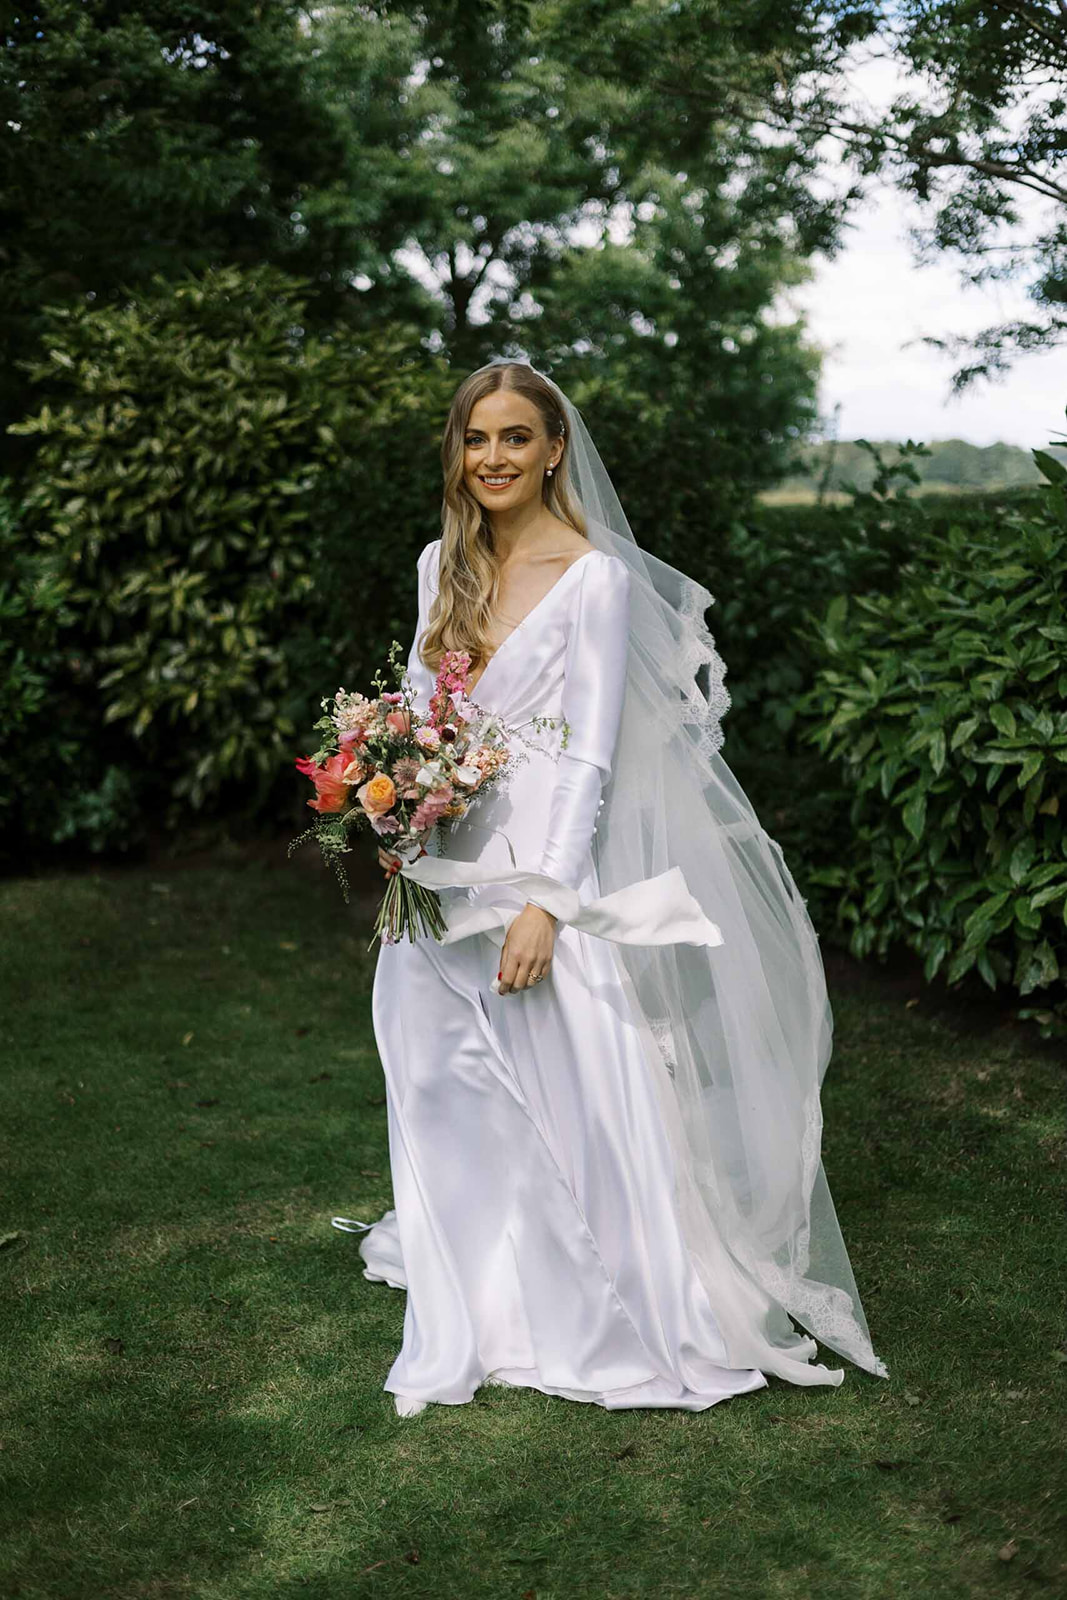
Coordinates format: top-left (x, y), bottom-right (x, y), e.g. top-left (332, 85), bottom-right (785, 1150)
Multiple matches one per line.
top-left (787, 179), bottom-right (1064, 450)
top-left (785, 53), bottom-right (1064, 450)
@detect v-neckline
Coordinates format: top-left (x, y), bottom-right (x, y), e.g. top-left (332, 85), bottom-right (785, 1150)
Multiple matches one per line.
top-left (463, 547), bottom-right (598, 698)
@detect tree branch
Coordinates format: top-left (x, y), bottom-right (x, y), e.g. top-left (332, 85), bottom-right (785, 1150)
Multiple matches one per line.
top-left (649, 78), bottom-right (1067, 207)
top-left (999, 1), bottom-right (1067, 56)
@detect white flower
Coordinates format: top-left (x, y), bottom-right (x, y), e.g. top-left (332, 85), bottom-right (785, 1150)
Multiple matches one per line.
top-left (415, 763), bottom-right (444, 787)
top-left (332, 689), bottom-right (375, 733)
top-left (452, 765), bottom-right (481, 787)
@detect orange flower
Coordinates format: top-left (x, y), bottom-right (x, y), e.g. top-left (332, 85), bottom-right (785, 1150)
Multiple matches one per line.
top-left (357, 771), bottom-right (397, 816)
top-left (294, 752), bottom-right (351, 814)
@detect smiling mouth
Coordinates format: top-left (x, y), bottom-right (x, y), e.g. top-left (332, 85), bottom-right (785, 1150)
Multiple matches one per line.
top-left (479, 475), bottom-right (519, 486)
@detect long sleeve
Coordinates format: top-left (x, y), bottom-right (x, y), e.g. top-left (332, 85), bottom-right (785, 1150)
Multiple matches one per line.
top-left (405, 539), bottom-right (440, 717)
top-left (538, 554), bottom-right (632, 890)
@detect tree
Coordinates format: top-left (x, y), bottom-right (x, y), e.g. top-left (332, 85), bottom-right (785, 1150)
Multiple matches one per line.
top-left (310, 1), bottom-right (841, 523)
top-left (5, 1), bottom-right (842, 511)
top-left (542, 0), bottom-right (1066, 391)
top-left (848, 1), bottom-right (1067, 391)
top-left (0, 1), bottom-right (429, 470)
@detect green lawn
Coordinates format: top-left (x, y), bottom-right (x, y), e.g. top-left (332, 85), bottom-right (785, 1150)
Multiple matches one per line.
top-left (3, 845), bottom-right (1064, 1599)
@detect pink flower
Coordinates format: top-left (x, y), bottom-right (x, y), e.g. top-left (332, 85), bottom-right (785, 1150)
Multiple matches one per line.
top-left (410, 784), bottom-right (453, 832)
top-left (371, 813), bottom-right (402, 835)
top-left (385, 709), bottom-right (412, 735)
top-left (415, 725), bottom-right (442, 751)
top-left (434, 650), bottom-right (473, 702)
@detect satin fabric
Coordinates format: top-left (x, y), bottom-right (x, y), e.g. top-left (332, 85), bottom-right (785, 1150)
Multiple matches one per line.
top-left (355, 540), bottom-right (770, 1411)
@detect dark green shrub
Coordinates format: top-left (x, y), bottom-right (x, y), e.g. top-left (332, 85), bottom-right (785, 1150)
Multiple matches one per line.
top-left (715, 444), bottom-right (1048, 764)
top-left (701, 445), bottom-right (936, 899)
top-left (0, 481), bottom-right (74, 858)
top-left (283, 373), bottom-right (458, 711)
top-left (8, 265), bottom-right (435, 842)
top-left (0, 479), bottom-right (143, 864)
top-left (802, 451), bottom-right (1067, 1033)
top-left (704, 457), bottom-right (1050, 920)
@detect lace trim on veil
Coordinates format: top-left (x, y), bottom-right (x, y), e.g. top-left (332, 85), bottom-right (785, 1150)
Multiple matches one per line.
top-left (676, 579), bottom-right (731, 762)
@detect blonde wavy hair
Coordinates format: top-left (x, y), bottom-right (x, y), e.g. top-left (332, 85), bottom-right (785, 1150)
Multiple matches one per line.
top-left (417, 361), bottom-right (589, 679)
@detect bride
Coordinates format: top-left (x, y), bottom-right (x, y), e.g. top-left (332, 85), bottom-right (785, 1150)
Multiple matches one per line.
top-left (333, 357), bottom-right (889, 1417)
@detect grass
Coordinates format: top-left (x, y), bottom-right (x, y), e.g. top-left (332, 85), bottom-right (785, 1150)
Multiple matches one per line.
top-left (2, 841), bottom-right (1065, 1599)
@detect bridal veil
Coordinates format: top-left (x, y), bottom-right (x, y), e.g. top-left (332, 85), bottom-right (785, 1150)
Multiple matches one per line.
top-left (401, 356), bottom-right (888, 1387)
top-left (475, 357), bottom-right (888, 1385)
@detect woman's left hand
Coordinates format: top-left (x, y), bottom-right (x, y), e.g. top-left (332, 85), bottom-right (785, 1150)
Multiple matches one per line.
top-left (497, 903), bottom-right (557, 995)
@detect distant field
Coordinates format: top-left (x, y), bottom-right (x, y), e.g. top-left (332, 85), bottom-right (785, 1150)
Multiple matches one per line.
top-left (761, 438), bottom-right (1066, 504)
top-left (756, 481), bottom-right (1036, 507)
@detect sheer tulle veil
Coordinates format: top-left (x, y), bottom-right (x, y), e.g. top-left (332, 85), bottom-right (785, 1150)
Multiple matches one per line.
top-left (473, 355), bottom-right (889, 1386)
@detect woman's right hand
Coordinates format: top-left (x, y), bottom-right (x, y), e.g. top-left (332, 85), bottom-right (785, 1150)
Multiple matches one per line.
top-left (377, 845), bottom-right (403, 879)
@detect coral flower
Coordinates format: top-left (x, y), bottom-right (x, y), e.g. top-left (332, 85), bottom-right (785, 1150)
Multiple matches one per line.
top-left (385, 709), bottom-right (412, 735)
top-left (358, 771), bottom-right (397, 816)
top-left (294, 752), bottom-right (351, 814)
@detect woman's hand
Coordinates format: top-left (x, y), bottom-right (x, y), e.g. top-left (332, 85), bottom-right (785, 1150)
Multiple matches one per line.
top-left (497, 903), bottom-right (557, 995)
top-left (378, 845), bottom-right (403, 878)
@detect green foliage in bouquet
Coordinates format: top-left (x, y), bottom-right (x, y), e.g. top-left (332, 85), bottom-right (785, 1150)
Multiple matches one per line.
top-left (802, 450), bottom-right (1067, 1035)
top-left (8, 265), bottom-right (435, 837)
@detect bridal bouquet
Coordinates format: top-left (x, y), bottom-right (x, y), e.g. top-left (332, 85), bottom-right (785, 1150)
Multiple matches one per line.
top-left (289, 641), bottom-right (513, 948)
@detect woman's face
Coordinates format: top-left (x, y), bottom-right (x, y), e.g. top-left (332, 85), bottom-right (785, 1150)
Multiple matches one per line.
top-left (463, 390), bottom-right (562, 513)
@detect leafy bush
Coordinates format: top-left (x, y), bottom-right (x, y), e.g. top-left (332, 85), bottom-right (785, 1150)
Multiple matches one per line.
top-left (284, 375), bottom-right (457, 712)
top-left (716, 445), bottom-right (931, 760)
top-left (697, 444), bottom-right (938, 901)
top-left (802, 451), bottom-right (1067, 1034)
top-left (8, 265), bottom-right (440, 844)
top-left (702, 455), bottom-right (1050, 921)
top-left (0, 480), bottom-right (76, 860)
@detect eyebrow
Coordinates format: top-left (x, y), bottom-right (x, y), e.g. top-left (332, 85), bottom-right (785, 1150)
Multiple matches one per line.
top-left (465, 422), bottom-right (534, 432)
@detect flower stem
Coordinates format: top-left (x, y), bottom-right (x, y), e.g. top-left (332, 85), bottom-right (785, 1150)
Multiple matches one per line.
top-left (367, 873), bottom-right (449, 952)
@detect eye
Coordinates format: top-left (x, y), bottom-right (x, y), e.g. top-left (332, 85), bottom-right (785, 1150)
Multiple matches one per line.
top-left (465, 433), bottom-right (530, 447)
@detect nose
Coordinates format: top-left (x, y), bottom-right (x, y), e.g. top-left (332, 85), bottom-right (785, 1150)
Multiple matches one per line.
top-left (471, 440), bottom-right (514, 468)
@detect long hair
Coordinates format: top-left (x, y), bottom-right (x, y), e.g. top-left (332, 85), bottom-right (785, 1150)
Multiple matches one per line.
top-left (418, 361), bottom-right (589, 677)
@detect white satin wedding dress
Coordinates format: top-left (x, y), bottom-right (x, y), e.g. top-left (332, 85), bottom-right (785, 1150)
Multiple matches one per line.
top-left (347, 537), bottom-right (772, 1414)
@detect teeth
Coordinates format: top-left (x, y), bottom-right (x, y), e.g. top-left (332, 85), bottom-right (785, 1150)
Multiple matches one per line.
top-left (482, 476), bottom-right (517, 485)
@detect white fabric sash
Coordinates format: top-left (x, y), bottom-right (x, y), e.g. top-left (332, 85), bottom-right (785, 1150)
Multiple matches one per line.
top-left (397, 856), bottom-right (724, 952)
